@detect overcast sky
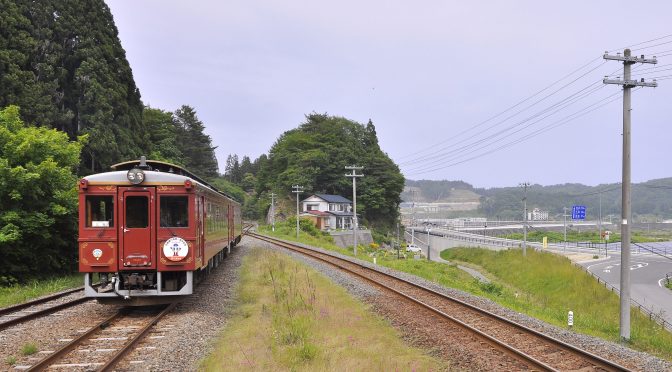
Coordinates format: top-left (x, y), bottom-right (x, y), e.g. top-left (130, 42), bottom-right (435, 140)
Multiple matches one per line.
top-left (106, 1), bottom-right (672, 188)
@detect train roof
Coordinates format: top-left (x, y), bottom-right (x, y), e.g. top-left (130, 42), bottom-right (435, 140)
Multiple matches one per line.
top-left (81, 158), bottom-right (236, 202)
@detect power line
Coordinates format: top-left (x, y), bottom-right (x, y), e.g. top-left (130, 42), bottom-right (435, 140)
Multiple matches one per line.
top-left (402, 80), bottom-right (606, 169)
top-left (403, 83), bottom-right (609, 172)
top-left (404, 89), bottom-right (626, 176)
top-left (400, 62), bottom-right (608, 167)
top-left (609, 33), bottom-right (672, 53)
top-left (395, 57), bottom-right (606, 162)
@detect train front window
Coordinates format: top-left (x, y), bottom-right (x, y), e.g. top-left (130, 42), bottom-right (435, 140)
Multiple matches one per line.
top-left (86, 196), bottom-right (114, 227)
top-left (125, 196), bottom-right (149, 228)
top-left (160, 196), bottom-right (189, 228)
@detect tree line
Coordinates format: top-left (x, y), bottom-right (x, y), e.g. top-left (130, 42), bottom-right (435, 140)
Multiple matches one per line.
top-left (0, 0), bottom-right (220, 283)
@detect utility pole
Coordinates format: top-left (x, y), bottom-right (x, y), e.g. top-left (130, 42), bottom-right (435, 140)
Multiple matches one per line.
top-left (269, 193), bottom-right (276, 232)
top-left (292, 185), bottom-right (304, 239)
top-left (396, 220), bottom-right (400, 259)
top-left (563, 207), bottom-right (568, 252)
top-left (426, 226), bottom-right (431, 261)
top-left (519, 182), bottom-right (530, 257)
top-left (603, 48), bottom-right (657, 342)
top-left (599, 191), bottom-right (603, 241)
top-left (345, 166), bottom-right (363, 255)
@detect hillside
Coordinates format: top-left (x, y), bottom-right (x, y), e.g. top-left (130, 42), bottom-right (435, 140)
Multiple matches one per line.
top-left (404, 178), bottom-right (672, 220)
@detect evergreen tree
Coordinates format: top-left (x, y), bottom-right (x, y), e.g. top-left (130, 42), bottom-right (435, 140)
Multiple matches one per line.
top-left (174, 105), bottom-right (219, 179)
top-left (144, 107), bottom-right (183, 164)
top-left (0, 0), bottom-right (146, 173)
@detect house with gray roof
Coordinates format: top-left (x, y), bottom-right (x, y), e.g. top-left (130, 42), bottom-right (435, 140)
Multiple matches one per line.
top-left (300, 194), bottom-right (354, 230)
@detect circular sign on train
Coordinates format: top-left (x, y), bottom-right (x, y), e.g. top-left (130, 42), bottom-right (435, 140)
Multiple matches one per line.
top-left (163, 237), bottom-right (189, 261)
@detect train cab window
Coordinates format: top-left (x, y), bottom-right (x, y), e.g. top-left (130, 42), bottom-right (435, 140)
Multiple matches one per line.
top-left (125, 196), bottom-right (149, 228)
top-left (160, 196), bottom-right (189, 228)
top-left (86, 195), bottom-right (114, 228)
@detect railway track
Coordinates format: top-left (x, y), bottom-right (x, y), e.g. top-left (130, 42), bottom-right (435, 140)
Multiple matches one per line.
top-left (0, 288), bottom-right (91, 332)
top-left (249, 232), bottom-right (630, 372)
top-left (25, 303), bottom-right (175, 371)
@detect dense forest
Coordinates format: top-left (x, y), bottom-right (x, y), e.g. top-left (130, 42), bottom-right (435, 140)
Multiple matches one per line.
top-left (222, 113), bottom-right (405, 230)
top-left (0, 0), bottom-right (221, 283)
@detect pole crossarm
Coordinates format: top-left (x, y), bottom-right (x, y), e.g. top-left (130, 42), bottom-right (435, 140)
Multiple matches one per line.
top-left (603, 78), bottom-right (658, 88)
top-left (603, 53), bottom-right (657, 64)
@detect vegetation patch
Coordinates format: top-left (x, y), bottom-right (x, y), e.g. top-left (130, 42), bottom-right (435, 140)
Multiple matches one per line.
top-left (0, 275), bottom-right (82, 308)
top-left (200, 248), bottom-right (445, 371)
top-left (442, 248), bottom-right (672, 359)
top-left (21, 343), bottom-right (37, 356)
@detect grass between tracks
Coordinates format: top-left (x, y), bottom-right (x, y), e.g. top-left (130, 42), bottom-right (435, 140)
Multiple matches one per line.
top-left (0, 274), bottom-right (82, 308)
top-left (256, 224), bottom-right (672, 361)
top-left (200, 248), bottom-right (446, 371)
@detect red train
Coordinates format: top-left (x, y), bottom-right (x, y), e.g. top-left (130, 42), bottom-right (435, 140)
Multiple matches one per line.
top-left (78, 157), bottom-right (242, 305)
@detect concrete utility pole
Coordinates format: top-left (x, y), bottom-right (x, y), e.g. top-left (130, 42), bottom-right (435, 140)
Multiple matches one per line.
top-left (426, 226), bottom-right (431, 261)
top-left (519, 182), bottom-right (530, 257)
top-left (345, 166), bottom-right (363, 255)
top-left (292, 185), bottom-right (304, 239)
top-left (603, 48), bottom-right (657, 342)
top-left (269, 193), bottom-right (276, 232)
top-left (563, 207), bottom-right (568, 252)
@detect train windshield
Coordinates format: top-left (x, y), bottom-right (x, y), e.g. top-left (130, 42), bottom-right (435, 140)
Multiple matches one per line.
top-left (86, 195), bottom-right (114, 227)
top-left (160, 196), bottom-right (189, 228)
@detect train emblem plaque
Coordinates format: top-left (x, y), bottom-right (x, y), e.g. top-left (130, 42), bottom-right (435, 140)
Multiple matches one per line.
top-left (163, 237), bottom-right (189, 261)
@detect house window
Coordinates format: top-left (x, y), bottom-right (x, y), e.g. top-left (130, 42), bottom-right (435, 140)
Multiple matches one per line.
top-left (329, 204), bottom-right (335, 211)
top-left (307, 204), bottom-right (319, 211)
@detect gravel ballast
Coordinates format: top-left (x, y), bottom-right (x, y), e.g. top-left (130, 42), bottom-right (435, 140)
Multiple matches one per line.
top-left (3, 235), bottom-right (671, 370)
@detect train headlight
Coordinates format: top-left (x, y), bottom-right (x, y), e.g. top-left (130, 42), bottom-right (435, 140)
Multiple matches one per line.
top-left (127, 168), bottom-right (145, 185)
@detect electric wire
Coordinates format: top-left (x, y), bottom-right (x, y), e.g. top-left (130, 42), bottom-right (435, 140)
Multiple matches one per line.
top-left (395, 57), bottom-right (606, 162)
top-left (400, 61), bottom-right (608, 166)
top-left (403, 83), bottom-right (609, 172)
top-left (608, 34), bottom-right (672, 53)
top-left (404, 89), bottom-right (628, 176)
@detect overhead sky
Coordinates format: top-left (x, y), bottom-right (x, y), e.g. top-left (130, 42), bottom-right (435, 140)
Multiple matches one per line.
top-left (105, 1), bottom-right (672, 188)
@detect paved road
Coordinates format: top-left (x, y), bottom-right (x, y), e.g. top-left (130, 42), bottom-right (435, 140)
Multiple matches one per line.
top-left (579, 252), bottom-right (672, 326)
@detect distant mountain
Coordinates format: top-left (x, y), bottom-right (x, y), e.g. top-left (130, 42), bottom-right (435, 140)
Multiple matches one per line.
top-left (404, 178), bottom-right (672, 220)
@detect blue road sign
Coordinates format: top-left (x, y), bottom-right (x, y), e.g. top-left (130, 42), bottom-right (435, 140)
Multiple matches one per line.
top-left (572, 205), bottom-right (586, 220)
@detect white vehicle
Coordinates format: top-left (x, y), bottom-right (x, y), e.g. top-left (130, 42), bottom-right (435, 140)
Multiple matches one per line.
top-left (406, 244), bottom-right (422, 253)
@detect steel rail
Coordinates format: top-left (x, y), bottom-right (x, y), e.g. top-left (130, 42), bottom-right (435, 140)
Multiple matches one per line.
top-left (0, 286), bottom-right (85, 317)
top-left (250, 232), bottom-right (629, 372)
top-left (26, 311), bottom-right (124, 371)
top-left (99, 302), bottom-right (177, 371)
top-left (0, 297), bottom-right (91, 332)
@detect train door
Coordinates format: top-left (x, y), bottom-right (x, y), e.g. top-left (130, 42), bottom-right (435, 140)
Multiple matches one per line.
top-left (119, 187), bottom-right (155, 268)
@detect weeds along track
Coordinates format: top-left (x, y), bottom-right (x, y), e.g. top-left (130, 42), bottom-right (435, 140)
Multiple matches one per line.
top-left (249, 233), bottom-right (630, 372)
top-left (25, 303), bottom-right (175, 371)
top-left (0, 288), bottom-right (91, 331)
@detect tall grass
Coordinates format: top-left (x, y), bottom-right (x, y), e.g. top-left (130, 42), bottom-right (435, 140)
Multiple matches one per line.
top-left (0, 274), bottom-right (82, 308)
top-left (442, 248), bottom-right (672, 359)
top-left (200, 248), bottom-right (445, 370)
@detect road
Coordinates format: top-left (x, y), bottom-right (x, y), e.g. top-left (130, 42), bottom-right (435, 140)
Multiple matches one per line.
top-left (580, 251), bottom-right (672, 326)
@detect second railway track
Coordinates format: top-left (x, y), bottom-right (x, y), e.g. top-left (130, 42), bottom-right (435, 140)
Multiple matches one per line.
top-left (0, 289), bottom-right (92, 332)
top-left (249, 232), bottom-right (630, 372)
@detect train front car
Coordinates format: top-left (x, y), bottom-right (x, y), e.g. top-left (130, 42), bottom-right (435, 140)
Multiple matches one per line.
top-left (78, 157), bottom-right (241, 305)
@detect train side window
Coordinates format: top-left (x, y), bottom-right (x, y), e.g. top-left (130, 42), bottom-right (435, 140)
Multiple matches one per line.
top-left (160, 196), bottom-right (189, 228)
top-left (86, 195), bottom-right (114, 227)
